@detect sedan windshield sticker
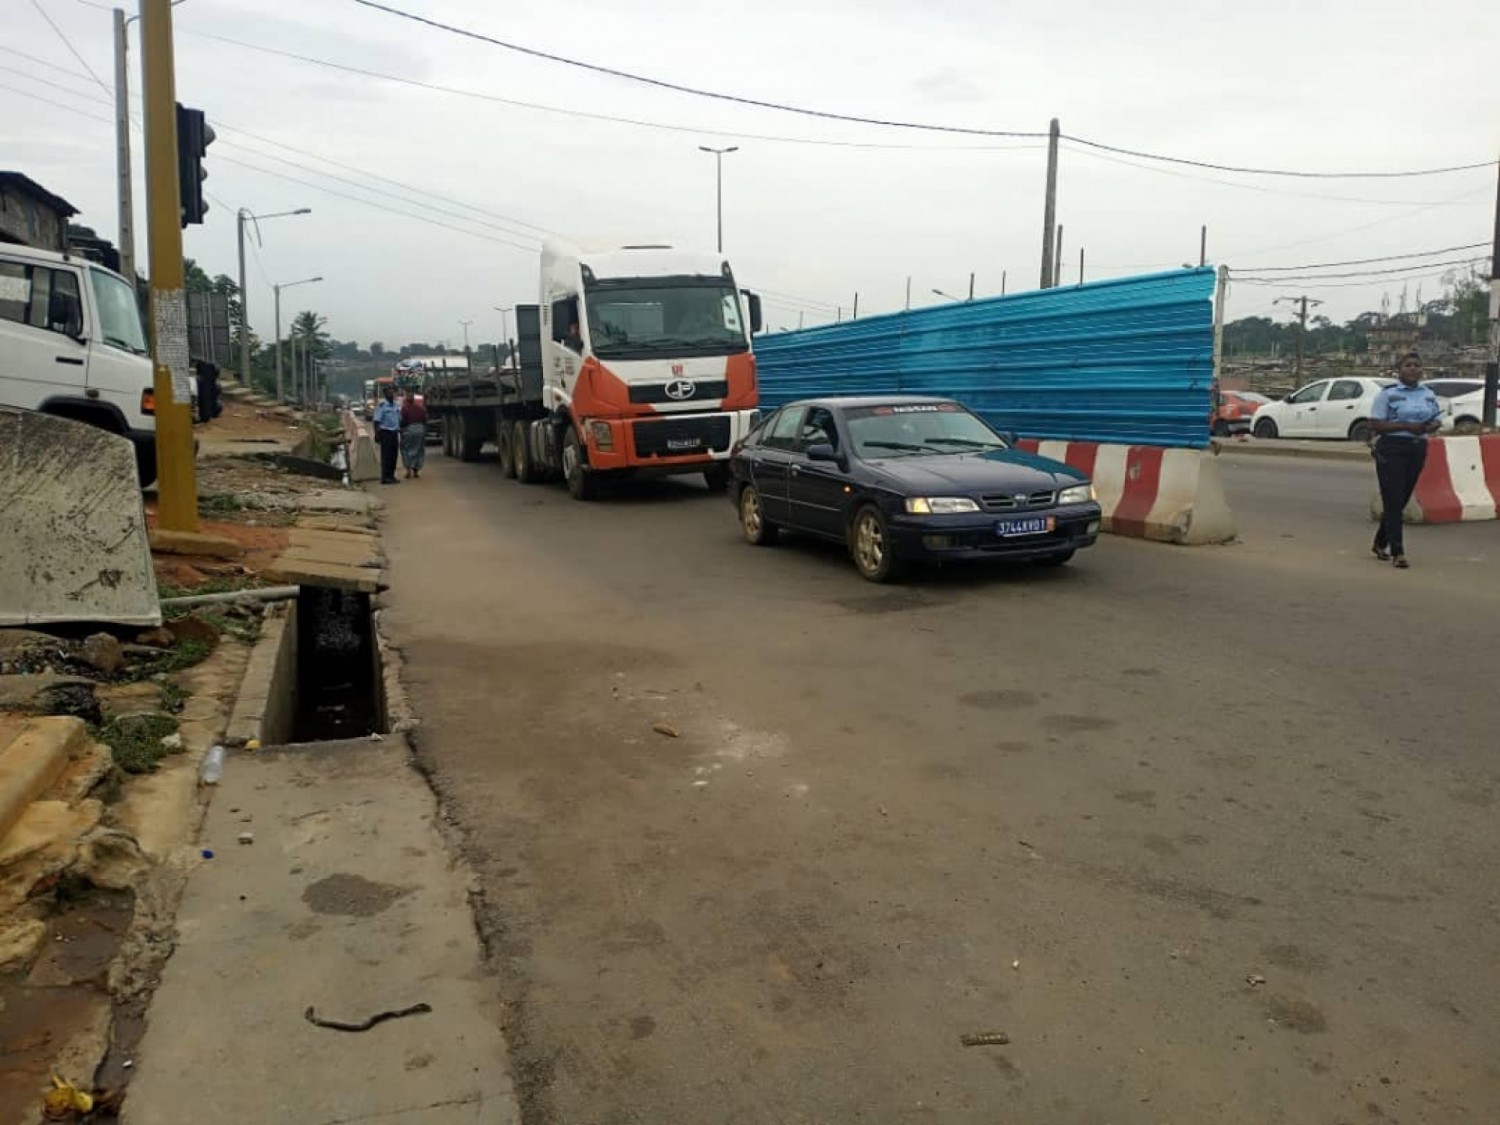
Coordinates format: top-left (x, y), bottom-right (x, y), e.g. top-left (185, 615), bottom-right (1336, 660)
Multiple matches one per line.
top-left (859, 403), bottom-right (962, 417)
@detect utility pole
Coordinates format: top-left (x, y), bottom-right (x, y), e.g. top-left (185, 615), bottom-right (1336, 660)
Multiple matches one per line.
top-left (1212, 265), bottom-right (1229, 388)
top-left (112, 8), bottom-right (135, 284)
top-left (1053, 225), bottom-right (1064, 287)
top-left (492, 306), bottom-right (512, 367)
top-left (140, 0), bottom-right (196, 531)
top-left (274, 284), bottom-right (283, 401)
top-left (904, 276), bottom-right (912, 311)
top-left (1078, 247), bottom-right (1084, 286)
top-left (458, 318), bottom-right (473, 353)
top-left (968, 272), bottom-right (975, 300)
top-left (1484, 157), bottom-right (1500, 429)
top-left (698, 145), bottom-right (738, 254)
top-left (1200, 225), bottom-right (1208, 268)
top-left (1040, 117), bottom-right (1060, 289)
top-left (1275, 294), bottom-right (1324, 384)
top-left (238, 208), bottom-right (311, 387)
top-left (1001, 270), bottom-right (1007, 296)
top-left (798, 311), bottom-right (804, 330)
top-left (851, 293), bottom-right (859, 319)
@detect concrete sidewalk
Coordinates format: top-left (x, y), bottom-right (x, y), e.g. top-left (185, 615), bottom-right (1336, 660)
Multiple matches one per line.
top-left (122, 737), bottom-right (519, 1125)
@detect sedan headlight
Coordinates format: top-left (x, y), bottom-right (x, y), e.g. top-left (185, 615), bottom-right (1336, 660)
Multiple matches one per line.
top-left (1058, 483), bottom-right (1096, 505)
top-left (905, 496), bottom-right (980, 515)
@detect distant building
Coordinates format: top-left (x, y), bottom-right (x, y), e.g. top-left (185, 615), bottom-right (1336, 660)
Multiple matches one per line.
top-left (0, 172), bottom-right (77, 252)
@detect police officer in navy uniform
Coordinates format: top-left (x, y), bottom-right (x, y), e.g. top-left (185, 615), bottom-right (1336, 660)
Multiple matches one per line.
top-left (1369, 351), bottom-right (1443, 568)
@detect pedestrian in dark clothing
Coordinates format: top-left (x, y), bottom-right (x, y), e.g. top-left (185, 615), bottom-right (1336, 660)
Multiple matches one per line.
top-left (373, 384), bottom-right (402, 484)
top-left (1370, 351), bottom-right (1443, 568)
top-left (400, 393), bottom-right (428, 478)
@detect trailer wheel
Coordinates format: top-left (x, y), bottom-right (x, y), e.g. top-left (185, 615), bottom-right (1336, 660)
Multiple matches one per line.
top-left (497, 420), bottom-right (516, 479)
top-left (459, 413), bottom-right (483, 462)
top-left (514, 421), bottom-right (538, 483)
top-left (563, 427), bottom-right (597, 500)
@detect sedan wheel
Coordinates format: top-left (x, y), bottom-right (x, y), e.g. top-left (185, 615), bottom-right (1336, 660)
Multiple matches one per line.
top-left (850, 506), bottom-right (904, 583)
top-left (1253, 417), bottom-right (1279, 439)
top-left (739, 485), bottom-right (778, 545)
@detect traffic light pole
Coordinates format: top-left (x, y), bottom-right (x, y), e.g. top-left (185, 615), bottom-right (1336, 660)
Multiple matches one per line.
top-left (140, 0), bottom-right (197, 532)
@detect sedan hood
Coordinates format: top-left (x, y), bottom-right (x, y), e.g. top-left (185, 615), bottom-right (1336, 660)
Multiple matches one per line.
top-left (865, 448), bottom-right (1087, 494)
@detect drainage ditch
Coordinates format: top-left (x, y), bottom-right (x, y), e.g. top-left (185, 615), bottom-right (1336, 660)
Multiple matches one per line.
top-left (292, 586), bottom-right (386, 742)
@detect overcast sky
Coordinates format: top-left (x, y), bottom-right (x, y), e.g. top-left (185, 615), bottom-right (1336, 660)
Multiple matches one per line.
top-left (5, 0), bottom-right (1497, 348)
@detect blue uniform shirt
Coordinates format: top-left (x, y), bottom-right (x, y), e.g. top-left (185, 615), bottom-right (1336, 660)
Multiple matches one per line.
top-left (1371, 382), bottom-right (1441, 439)
top-left (373, 399), bottom-right (402, 432)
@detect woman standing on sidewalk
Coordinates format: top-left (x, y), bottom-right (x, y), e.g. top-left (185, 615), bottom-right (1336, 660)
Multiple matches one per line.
top-left (400, 391), bottom-right (428, 479)
top-left (1370, 351), bottom-right (1443, 568)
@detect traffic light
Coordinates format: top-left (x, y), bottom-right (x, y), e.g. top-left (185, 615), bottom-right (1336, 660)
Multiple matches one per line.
top-left (175, 103), bottom-right (214, 227)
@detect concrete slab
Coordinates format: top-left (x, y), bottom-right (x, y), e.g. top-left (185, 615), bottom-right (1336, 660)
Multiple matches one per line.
top-left (0, 717), bottom-right (89, 843)
top-left (299, 489), bottom-right (380, 515)
top-left (0, 407), bottom-right (161, 627)
top-left (262, 560), bottom-right (385, 594)
top-left (121, 737), bottom-right (519, 1125)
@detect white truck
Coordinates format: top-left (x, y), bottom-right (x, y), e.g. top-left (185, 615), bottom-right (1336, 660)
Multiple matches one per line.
top-left (0, 242), bottom-right (158, 485)
top-left (426, 238), bottom-right (762, 498)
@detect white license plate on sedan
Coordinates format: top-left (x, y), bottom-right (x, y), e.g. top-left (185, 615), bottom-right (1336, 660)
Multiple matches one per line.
top-left (996, 516), bottom-right (1054, 537)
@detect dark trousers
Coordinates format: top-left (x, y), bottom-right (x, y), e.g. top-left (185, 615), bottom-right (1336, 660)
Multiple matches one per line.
top-left (378, 429), bottom-right (400, 482)
top-left (1373, 437), bottom-right (1428, 555)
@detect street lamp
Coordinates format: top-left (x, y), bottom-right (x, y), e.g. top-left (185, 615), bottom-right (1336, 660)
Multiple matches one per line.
top-left (698, 145), bottom-right (738, 254)
top-left (274, 275), bottom-right (323, 403)
top-left (238, 207), bottom-right (311, 388)
top-left (493, 305), bottom-right (513, 368)
top-left (932, 288), bottom-right (962, 302)
top-left (458, 318), bottom-right (473, 355)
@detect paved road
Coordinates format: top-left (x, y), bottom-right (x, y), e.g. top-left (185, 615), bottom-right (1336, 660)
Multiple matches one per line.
top-left (380, 450), bottom-right (1499, 1125)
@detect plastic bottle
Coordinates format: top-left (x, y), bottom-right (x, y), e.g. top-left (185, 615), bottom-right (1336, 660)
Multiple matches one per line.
top-left (200, 744), bottom-right (225, 785)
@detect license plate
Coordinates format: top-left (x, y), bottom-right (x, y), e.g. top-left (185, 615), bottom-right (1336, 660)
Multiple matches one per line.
top-left (666, 437), bottom-right (703, 451)
top-left (996, 516), bottom-right (1054, 537)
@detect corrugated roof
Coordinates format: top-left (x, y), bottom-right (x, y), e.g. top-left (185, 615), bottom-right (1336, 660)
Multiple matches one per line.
top-left (0, 172), bottom-right (79, 218)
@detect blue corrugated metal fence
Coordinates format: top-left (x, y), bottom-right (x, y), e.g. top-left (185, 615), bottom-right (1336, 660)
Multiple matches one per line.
top-left (754, 269), bottom-right (1216, 448)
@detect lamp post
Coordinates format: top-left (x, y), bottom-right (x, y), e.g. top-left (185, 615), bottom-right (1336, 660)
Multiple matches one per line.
top-left (698, 145), bottom-right (738, 254)
top-left (273, 275), bottom-right (323, 402)
top-left (932, 288), bottom-right (963, 303)
top-left (237, 208), bottom-right (310, 387)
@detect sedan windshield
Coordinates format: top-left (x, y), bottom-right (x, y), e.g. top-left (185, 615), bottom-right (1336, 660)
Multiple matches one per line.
top-left (845, 403), bottom-right (1007, 459)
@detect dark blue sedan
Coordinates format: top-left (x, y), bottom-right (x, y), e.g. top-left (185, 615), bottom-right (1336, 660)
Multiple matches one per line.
top-left (730, 396), bottom-right (1103, 582)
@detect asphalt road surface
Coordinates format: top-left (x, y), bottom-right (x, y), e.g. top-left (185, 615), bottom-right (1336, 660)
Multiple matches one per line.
top-left (381, 448), bottom-right (1499, 1125)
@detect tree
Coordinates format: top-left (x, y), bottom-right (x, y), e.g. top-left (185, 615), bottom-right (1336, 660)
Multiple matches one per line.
top-left (370, 341), bottom-right (385, 357)
top-left (291, 310), bottom-right (331, 358)
top-left (183, 257), bottom-right (213, 293)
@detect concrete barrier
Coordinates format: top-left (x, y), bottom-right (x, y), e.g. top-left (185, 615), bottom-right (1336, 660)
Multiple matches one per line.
top-left (342, 409), bottom-right (379, 483)
top-left (0, 407), bottom-right (161, 626)
top-left (1017, 439), bottom-right (1237, 545)
top-left (1370, 434), bottom-right (1500, 525)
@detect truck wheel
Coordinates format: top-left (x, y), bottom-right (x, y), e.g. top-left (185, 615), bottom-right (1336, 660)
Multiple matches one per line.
top-left (514, 421), bottom-right (538, 483)
top-left (459, 414), bottom-right (483, 462)
top-left (563, 428), bottom-right (596, 500)
top-left (703, 464), bottom-right (731, 492)
top-left (497, 422), bottom-right (516, 479)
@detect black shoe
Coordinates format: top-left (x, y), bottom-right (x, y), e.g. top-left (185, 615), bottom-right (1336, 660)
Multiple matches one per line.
top-left (1392, 555), bottom-right (1409, 569)
top-left (1372, 544), bottom-right (1391, 562)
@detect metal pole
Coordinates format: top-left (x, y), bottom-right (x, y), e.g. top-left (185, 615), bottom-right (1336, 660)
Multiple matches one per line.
top-left (1212, 266), bottom-right (1228, 385)
top-left (1040, 117), bottom-right (1060, 288)
top-left (236, 210), bottom-right (249, 384)
top-left (1001, 270), bottom-right (1007, 296)
top-left (1484, 157), bottom-right (1500, 428)
top-left (904, 276), bottom-right (911, 310)
top-left (113, 8), bottom-right (135, 284)
top-left (141, 0), bottom-right (196, 531)
top-left (1054, 224), bottom-right (1064, 287)
top-left (852, 293), bottom-right (859, 319)
top-left (968, 272), bottom-right (975, 300)
top-left (1200, 225), bottom-right (1208, 268)
top-left (274, 284), bottom-right (283, 402)
top-left (715, 152), bottom-right (723, 255)
top-left (1078, 247), bottom-right (1084, 286)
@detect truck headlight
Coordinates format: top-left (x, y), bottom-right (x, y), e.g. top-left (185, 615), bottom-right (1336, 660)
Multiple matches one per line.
top-left (590, 421), bottom-right (614, 450)
top-left (905, 497), bottom-right (980, 514)
top-left (1058, 483), bottom-right (1095, 505)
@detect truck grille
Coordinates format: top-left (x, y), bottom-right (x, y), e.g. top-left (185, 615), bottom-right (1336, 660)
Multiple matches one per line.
top-left (981, 489), bottom-right (1055, 512)
top-left (633, 415), bottom-right (732, 458)
top-left (628, 379), bottom-right (728, 404)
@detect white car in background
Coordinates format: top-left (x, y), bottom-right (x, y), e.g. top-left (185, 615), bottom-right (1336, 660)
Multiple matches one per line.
top-left (1426, 378), bottom-right (1487, 434)
top-left (1250, 376), bottom-right (1396, 442)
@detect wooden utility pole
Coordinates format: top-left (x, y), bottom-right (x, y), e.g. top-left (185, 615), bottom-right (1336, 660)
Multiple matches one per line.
top-left (1275, 294), bottom-right (1324, 384)
top-left (1485, 157), bottom-right (1499, 428)
top-left (141, 0), bottom-right (197, 531)
top-left (1040, 118), bottom-right (1059, 289)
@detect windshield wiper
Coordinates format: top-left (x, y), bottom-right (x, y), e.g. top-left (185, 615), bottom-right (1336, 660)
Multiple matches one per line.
top-left (861, 440), bottom-right (929, 455)
top-left (925, 437), bottom-right (1005, 450)
top-left (103, 335), bottom-right (145, 354)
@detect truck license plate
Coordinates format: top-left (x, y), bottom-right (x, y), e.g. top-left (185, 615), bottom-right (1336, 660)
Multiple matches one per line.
top-left (996, 516), bottom-right (1053, 537)
top-left (666, 437), bottom-right (703, 451)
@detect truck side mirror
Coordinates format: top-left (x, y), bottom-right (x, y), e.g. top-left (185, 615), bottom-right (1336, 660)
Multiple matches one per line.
top-left (743, 291), bottom-right (763, 335)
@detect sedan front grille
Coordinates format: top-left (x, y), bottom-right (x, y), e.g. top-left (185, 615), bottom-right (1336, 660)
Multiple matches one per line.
top-left (980, 489), bottom-right (1056, 512)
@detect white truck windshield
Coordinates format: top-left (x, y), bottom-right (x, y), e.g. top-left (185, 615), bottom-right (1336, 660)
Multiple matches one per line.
top-left (585, 281), bottom-right (747, 359)
top-left (89, 267), bottom-right (148, 355)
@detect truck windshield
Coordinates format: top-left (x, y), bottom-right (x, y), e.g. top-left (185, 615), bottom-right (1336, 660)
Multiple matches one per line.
top-left (584, 280), bottom-right (748, 360)
top-left (89, 267), bottom-right (148, 355)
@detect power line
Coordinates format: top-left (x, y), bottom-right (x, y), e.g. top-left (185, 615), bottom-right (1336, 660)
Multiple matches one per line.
top-left (1233, 256), bottom-right (1486, 284)
top-left (30, 0), bottom-right (109, 95)
top-left (1236, 242), bottom-right (1490, 273)
top-left (177, 28), bottom-right (1043, 154)
top-left (349, 0), bottom-right (1496, 179)
top-left (0, 79), bottom-right (112, 125)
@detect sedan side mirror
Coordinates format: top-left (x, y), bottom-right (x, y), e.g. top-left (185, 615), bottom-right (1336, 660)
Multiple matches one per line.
top-left (806, 442), bottom-right (841, 464)
top-left (997, 430), bottom-right (1017, 445)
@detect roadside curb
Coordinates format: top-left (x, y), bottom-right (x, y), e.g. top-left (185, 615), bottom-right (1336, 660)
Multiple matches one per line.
top-left (0, 717), bottom-right (90, 842)
top-left (1215, 440), bottom-right (1370, 463)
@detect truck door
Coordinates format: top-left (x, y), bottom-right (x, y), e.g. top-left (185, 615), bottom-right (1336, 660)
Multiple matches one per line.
top-left (0, 257), bottom-right (90, 410)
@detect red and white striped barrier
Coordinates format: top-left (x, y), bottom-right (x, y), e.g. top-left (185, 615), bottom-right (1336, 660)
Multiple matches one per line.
top-left (1016, 439), bottom-right (1237, 545)
top-left (1372, 434), bottom-right (1500, 524)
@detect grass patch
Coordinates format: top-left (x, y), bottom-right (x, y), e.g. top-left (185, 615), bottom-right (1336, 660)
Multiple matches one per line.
top-left (93, 713), bottom-right (180, 774)
top-left (199, 492), bottom-right (250, 516)
top-left (123, 637), bottom-right (214, 682)
top-left (158, 680), bottom-right (188, 714)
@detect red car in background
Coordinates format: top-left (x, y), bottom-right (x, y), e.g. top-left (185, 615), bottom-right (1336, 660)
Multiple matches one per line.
top-left (1213, 389), bottom-right (1272, 436)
